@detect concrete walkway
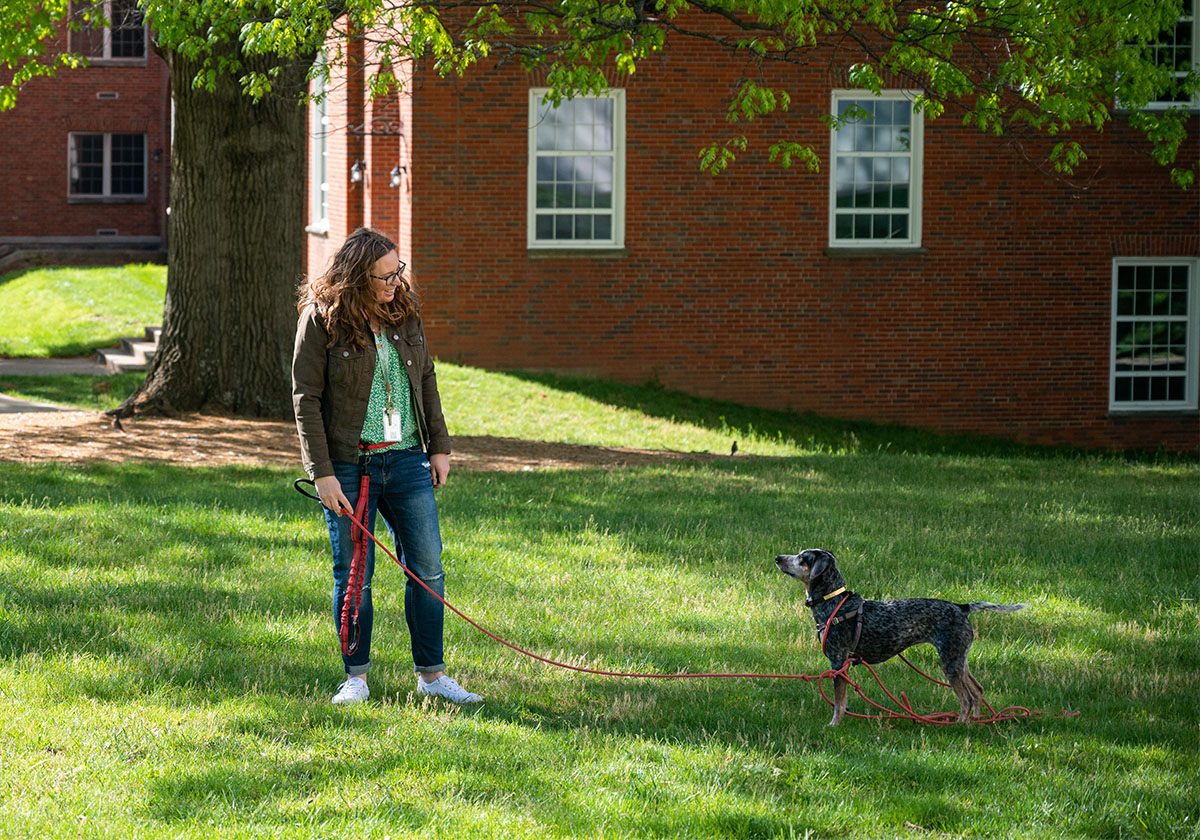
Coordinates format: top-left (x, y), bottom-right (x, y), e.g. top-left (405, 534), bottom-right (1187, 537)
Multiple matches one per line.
top-left (0, 357), bottom-right (111, 413)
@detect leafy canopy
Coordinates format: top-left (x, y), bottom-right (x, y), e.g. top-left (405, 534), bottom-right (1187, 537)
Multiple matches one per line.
top-left (2, 0), bottom-right (1197, 185)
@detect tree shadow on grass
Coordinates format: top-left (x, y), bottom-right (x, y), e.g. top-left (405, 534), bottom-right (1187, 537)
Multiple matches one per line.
top-left (501, 369), bottom-right (1080, 459)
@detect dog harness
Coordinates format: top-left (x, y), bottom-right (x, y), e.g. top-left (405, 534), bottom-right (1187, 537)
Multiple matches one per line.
top-left (816, 592), bottom-right (865, 665)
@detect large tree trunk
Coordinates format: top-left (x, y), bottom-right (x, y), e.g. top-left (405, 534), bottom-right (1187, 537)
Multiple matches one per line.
top-left (114, 48), bottom-right (315, 419)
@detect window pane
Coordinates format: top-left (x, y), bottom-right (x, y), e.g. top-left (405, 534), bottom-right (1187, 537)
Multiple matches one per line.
top-left (70, 134), bottom-right (104, 194)
top-left (536, 215), bottom-right (553, 239)
top-left (854, 125), bottom-right (875, 152)
top-left (576, 182), bottom-right (594, 208)
top-left (574, 215), bottom-right (593, 239)
top-left (594, 181), bottom-right (612, 209)
top-left (836, 124), bottom-right (854, 152)
top-left (555, 215), bottom-right (572, 239)
top-left (110, 0), bottom-right (146, 58)
top-left (575, 124), bottom-right (594, 151)
top-left (110, 134), bottom-right (145, 194)
top-left (594, 214), bottom-right (612, 240)
top-left (593, 123), bottom-right (612, 151)
top-left (1170, 286), bottom-right (1189, 316)
top-left (75, 20), bottom-right (105, 57)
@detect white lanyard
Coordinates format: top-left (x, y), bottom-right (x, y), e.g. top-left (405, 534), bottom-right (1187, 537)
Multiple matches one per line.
top-left (373, 328), bottom-right (396, 421)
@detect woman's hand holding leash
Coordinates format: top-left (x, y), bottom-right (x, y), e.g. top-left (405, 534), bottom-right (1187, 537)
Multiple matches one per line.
top-left (315, 474), bottom-right (352, 515)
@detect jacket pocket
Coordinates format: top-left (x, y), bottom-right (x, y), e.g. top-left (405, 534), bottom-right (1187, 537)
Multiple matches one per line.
top-left (327, 345), bottom-right (366, 389)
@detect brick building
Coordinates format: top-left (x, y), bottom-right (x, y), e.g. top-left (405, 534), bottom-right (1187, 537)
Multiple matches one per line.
top-left (307, 10), bottom-right (1200, 452)
top-left (0, 1), bottom-right (170, 271)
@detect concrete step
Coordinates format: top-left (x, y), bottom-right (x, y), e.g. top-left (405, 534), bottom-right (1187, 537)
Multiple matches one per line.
top-left (95, 325), bottom-right (161, 373)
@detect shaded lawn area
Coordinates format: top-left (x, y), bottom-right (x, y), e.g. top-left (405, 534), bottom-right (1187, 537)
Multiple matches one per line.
top-left (0, 452), bottom-right (1196, 839)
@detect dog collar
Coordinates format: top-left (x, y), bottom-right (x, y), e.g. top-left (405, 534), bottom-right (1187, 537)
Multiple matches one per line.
top-left (805, 586), bottom-right (847, 608)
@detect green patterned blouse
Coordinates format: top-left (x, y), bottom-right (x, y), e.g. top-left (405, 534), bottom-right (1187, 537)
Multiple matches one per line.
top-left (360, 330), bottom-right (420, 452)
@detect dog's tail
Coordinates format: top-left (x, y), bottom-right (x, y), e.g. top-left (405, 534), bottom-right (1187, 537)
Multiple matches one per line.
top-left (965, 602), bottom-right (1026, 614)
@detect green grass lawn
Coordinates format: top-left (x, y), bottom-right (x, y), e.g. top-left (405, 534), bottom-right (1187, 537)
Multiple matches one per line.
top-left (0, 264), bottom-right (166, 357)
top-left (1, 373), bottom-right (1197, 838)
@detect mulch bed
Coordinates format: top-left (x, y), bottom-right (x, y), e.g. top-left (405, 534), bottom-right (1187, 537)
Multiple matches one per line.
top-left (0, 410), bottom-right (717, 471)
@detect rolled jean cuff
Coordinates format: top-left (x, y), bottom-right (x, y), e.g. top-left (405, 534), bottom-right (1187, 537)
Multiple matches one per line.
top-left (414, 662), bottom-right (446, 674)
top-left (345, 661), bottom-right (370, 677)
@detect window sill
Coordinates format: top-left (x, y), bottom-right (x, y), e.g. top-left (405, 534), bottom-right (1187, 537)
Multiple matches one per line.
top-left (1106, 409), bottom-right (1199, 419)
top-left (825, 246), bottom-right (928, 258)
top-left (305, 222), bottom-right (330, 237)
top-left (527, 247), bottom-right (628, 259)
top-left (67, 196), bottom-right (147, 204)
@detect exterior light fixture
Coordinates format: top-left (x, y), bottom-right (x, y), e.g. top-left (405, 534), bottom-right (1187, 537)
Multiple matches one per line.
top-left (389, 165), bottom-right (402, 188)
top-left (350, 160), bottom-right (364, 183)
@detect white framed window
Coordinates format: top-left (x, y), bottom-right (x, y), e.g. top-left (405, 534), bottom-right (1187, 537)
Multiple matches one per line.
top-left (1110, 258), bottom-right (1199, 411)
top-left (307, 52), bottom-right (330, 235)
top-left (528, 88), bottom-right (625, 249)
top-left (829, 90), bottom-right (924, 248)
top-left (1143, 0), bottom-right (1199, 110)
top-left (70, 0), bottom-right (147, 62)
top-left (68, 132), bottom-right (147, 199)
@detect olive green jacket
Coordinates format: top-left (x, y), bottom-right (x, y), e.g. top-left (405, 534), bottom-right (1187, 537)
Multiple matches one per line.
top-left (292, 303), bottom-right (452, 479)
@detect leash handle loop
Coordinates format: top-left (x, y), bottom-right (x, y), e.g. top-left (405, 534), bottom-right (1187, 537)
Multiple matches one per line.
top-left (293, 478), bottom-right (321, 502)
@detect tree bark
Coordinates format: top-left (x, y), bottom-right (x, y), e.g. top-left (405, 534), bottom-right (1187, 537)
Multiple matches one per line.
top-left (113, 48), bottom-right (316, 419)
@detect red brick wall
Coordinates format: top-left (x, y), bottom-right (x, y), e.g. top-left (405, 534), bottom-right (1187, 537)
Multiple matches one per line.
top-left (306, 39), bottom-right (416, 283)
top-left (314, 35), bottom-right (1200, 452)
top-left (0, 25), bottom-right (170, 244)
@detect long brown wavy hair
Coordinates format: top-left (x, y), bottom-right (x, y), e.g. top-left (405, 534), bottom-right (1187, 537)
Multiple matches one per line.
top-left (297, 227), bottom-right (418, 351)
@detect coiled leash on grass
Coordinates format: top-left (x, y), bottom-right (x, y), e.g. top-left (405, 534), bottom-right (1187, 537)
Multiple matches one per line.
top-left (294, 478), bottom-right (1074, 725)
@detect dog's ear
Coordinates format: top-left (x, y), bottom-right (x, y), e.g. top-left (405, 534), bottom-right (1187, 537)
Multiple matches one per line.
top-left (806, 549), bottom-right (834, 583)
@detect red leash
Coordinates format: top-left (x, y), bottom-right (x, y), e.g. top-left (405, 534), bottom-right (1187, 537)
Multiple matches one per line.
top-left (295, 479), bottom-right (1074, 724)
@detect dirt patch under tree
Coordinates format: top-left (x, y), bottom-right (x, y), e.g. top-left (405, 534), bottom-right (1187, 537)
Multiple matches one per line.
top-left (0, 410), bottom-right (720, 472)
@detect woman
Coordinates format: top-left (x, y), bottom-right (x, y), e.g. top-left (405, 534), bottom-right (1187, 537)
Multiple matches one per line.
top-left (292, 227), bottom-right (481, 705)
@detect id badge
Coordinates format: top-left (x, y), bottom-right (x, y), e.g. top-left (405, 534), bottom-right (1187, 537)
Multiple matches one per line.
top-left (383, 411), bottom-right (404, 442)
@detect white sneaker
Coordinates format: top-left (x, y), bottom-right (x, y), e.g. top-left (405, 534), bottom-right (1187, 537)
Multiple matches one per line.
top-left (331, 677), bottom-right (370, 705)
top-left (416, 675), bottom-right (482, 704)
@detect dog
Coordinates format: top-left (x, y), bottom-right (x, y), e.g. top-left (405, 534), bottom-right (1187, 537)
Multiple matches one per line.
top-left (775, 548), bottom-right (1025, 726)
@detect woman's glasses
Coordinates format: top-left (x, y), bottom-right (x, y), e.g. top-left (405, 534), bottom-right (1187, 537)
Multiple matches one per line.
top-left (370, 261), bottom-right (407, 286)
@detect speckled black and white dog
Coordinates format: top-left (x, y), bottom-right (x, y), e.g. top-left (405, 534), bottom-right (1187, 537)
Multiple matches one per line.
top-left (775, 548), bottom-right (1026, 726)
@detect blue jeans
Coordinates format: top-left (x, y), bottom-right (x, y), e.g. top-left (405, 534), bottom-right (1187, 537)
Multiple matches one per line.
top-left (325, 446), bottom-right (445, 677)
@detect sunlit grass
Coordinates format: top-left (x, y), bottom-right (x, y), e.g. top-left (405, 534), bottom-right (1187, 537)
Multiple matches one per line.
top-left (0, 264), bottom-right (165, 357)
